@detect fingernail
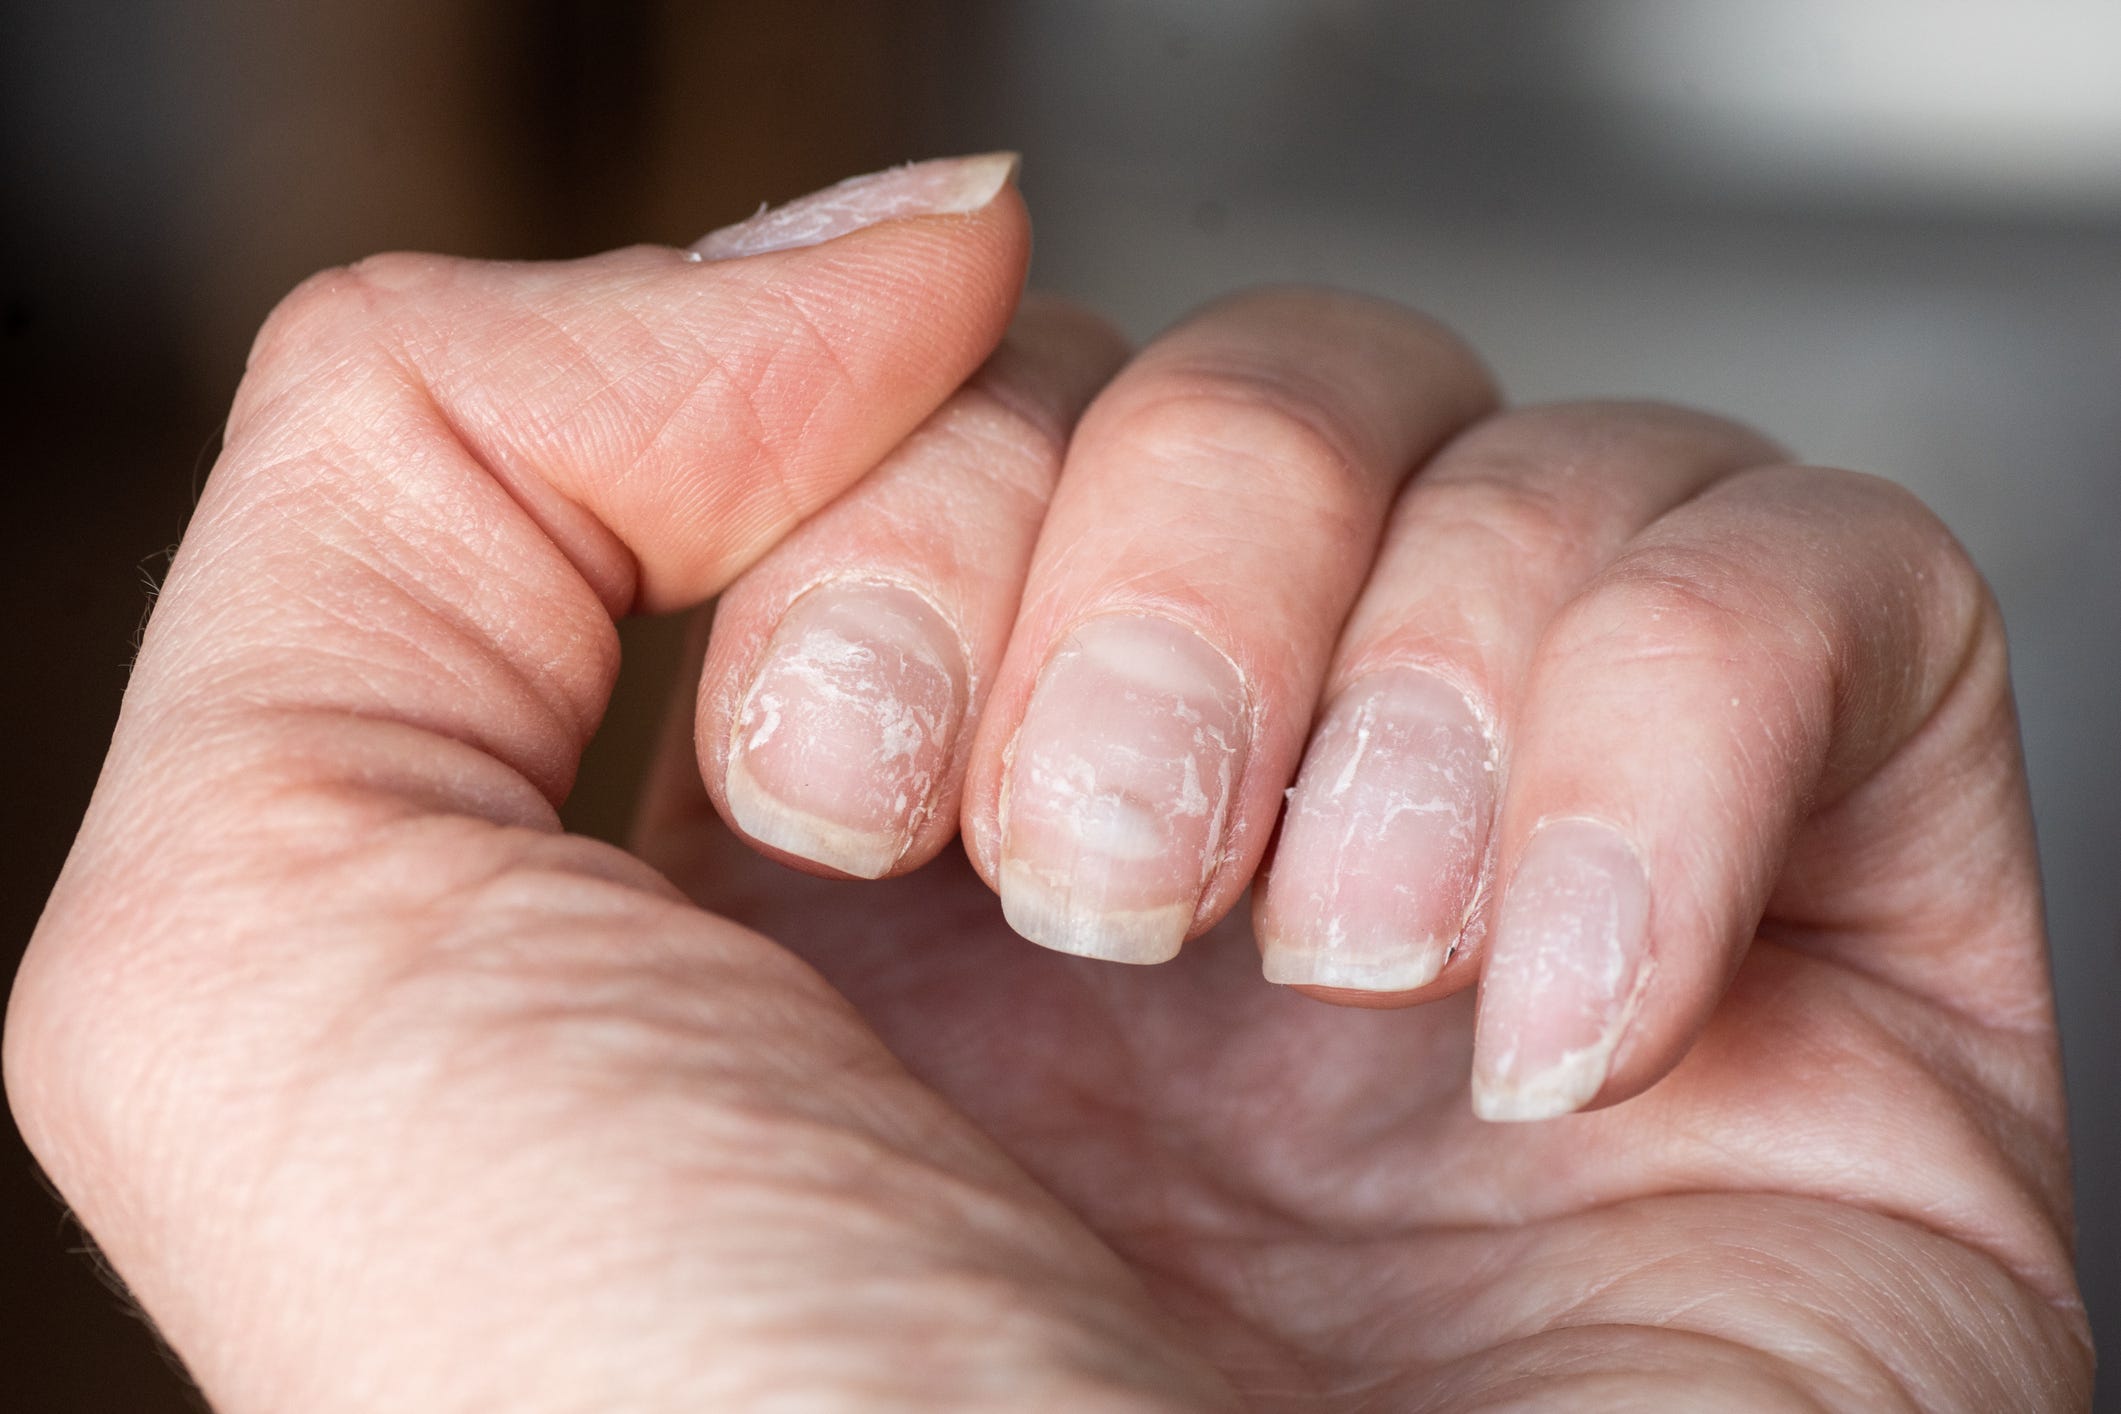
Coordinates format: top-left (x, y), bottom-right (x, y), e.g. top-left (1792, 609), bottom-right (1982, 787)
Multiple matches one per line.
top-left (1472, 818), bottom-right (1652, 1122)
top-left (725, 582), bottom-right (966, 878)
top-left (999, 616), bottom-right (1247, 964)
top-left (1258, 669), bottom-right (1495, 991)
top-left (692, 152), bottom-right (1019, 260)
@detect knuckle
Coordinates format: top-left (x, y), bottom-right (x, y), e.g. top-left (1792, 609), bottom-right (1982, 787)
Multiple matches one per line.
top-left (929, 386), bottom-right (1069, 505)
top-left (1772, 468), bottom-right (2012, 727)
top-left (6, 892), bottom-right (192, 1198)
top-left (4, 938), bottom-right (86, 1168)
top-left (247, 252), bottom-right (438, 375)
top-left (1736, 463), bottom-right (2000, 638)
top-left (1195, 285), bottom-right (1486, 378)
top-left (1445, 400), bottom-right (1781, 483)
top-left (959, 300), bottom-right (1126, 451)
top-left (1524, 399), bottom-right (1782, 461)
top-left (1565, 542), bottom-right (1799, 671)
top-left (999, 294), bottom-right (1131, 388)
top-left (1400, 471), bottom-right (1578, 563)
top-left (1196, 283), bottom-right (1451, 340)
top-left (234, 254), bottom-right (456, 437)
top-left (1098, 372), bottom-right (1377, 510)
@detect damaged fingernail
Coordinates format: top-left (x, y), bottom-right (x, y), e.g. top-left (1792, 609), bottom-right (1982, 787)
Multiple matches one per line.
top-left (726, 582), bottom-right (966, 878)
top-left (692, 152), bottom-right (1019, 260)
top-left (999, 615), bottom-right (1246, 964)
top-left (1259, 669), bottom-right (1495, 991)
top-left (1472, 817), bottom-right (1652, 1122)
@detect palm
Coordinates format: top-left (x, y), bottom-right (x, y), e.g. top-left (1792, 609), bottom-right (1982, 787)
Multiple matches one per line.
top-left (19, 193), bottom-right (2084, 1411)
top-left (643, 811), bottom-right (1999, 1403)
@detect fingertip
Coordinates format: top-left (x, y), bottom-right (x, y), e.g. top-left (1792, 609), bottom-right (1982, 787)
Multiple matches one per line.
top-left (1469, 816), bottom-right (1655, 1123)
top-left (1260, 934), bottom-right (1482, 1009)
top-left (717, 579), bottom-right (969, 880)
top-left (1254, 666), bottom-right (1497, 1002)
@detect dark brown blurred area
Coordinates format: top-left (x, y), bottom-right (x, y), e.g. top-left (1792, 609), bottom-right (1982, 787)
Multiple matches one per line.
top-left (1, 2), bottom-right (961, 1405)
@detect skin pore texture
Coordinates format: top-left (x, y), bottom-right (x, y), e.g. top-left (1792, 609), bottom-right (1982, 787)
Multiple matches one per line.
top-left (4, 157), bottom-right (2088, 1412)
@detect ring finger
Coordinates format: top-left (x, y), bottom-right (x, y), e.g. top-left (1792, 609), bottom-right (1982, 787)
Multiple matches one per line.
top-left (1255, 401), bottom-right (1782, 996)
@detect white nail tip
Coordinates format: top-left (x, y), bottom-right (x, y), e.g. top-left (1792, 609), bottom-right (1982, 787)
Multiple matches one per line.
top-left (925, 151), bottom-right (1021, 211)
top-left (724, 755), bottom-right (902, 879)
top-left (1261, 944), bottom-right (1449, 992)
top-left (692, 153), bottom-right (1017, 260)
top-left (1257, 667), bottom-right (1493, 992)
top-left (998, 862), bottom-right (1190, 964)
top-left (1472, 817), bottom-right (1654, 1123)
top-left (1470, 1038), bottom-right (1616, 1122)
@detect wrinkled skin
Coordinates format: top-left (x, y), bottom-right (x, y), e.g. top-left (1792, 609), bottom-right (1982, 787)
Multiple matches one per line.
top-left (644, 784), bottom-right (2082, 1410)
top-left (5, 160), bottom-right (2087, 1412)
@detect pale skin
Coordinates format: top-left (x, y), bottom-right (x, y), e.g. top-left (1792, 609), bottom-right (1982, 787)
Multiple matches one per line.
top-left (3, 156), bottom-right (2089, 1409)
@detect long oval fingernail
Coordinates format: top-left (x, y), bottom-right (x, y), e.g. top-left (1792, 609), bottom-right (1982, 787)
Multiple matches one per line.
top-left (999, 616), bottom-right (1247, 963)
top-left (1471, 817), bottom-right (1653, 1122)
top-left (693, 152), bottom-right (1019, 260)
top-left (725, 582), bottom-right (966, 878)
top-left (1258, 669), bottom-right (1495, 991)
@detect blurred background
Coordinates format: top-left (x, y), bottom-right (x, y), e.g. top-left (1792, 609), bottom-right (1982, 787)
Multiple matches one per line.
top-left (4, 1), bottom-right (2117, 1406)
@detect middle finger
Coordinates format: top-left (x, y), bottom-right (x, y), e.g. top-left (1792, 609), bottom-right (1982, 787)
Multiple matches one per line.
top-left (962, 288), bottom-right (1495, 963)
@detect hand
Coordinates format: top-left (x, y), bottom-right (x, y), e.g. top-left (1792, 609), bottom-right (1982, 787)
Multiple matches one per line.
top-left (6, 157), bottom-right (2088, 1410)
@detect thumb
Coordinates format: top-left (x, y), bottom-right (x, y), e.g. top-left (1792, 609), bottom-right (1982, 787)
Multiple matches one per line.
top-left (8, 157), bottom-right (1241, 1410)
top-left (229, 151), bottom-right (1027, 614)
top-left (134, 153), bottom-right (1027, 808)
top-left (15, 148), bottom-right (1033, 1340)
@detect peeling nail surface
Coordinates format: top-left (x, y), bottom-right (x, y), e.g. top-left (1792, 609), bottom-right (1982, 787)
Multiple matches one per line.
top-left (999, 615), bottom-right (1246, 963)
top-left (1472, 817), bottom-right (1652, 1121)
top-left (692, 153), bottom-right (1018, 260)
top-left (1259, 668), bottom-right (1495, 991)
top-left (726, 582), bottom-right (965, 878)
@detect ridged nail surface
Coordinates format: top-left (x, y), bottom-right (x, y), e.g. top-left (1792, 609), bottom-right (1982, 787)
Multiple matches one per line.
top-left (693, 152), bottom-right (1018, 260)
top-left (726, 583), bottom-right (965, 878)
top-left (1472, 817), bottom-right (1653, 1122)
top-left (1000, 616), bottom-right (1246, 963)
top-left (1258, 669), bottom-right (1495, 991)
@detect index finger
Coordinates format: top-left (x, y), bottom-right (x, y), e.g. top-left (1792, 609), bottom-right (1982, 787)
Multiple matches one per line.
top-left (3, 155), bottom-right (1079, 1407)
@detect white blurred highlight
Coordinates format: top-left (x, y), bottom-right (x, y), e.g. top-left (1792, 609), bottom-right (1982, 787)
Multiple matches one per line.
top-left (1569, 0), bottom-right (2121, 207)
